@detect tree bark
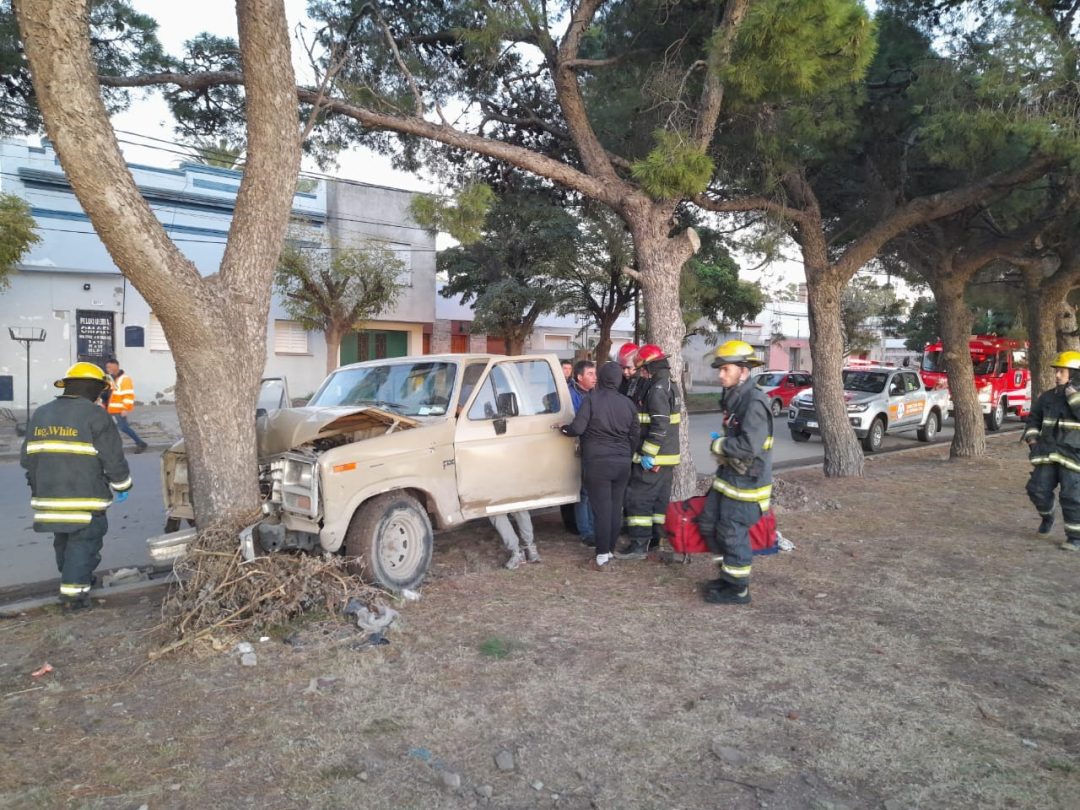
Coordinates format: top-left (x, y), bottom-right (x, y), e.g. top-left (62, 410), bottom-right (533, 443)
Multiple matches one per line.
top-left (325, 323), bottom-right (344, 375)
top-left (1021, 265), bottom-right (1055, 397)
top-left (625, 201), bottom-right (699, 500)
top-left (16, 0), bottom-right (301, 527)
top-left (928, 271), bottom-right (984, 457)
top-left (805, 269), bottom-right (865, 476)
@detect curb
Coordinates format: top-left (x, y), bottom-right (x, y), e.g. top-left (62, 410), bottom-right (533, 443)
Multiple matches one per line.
top-left (0, 571), bottom-right (179, 616)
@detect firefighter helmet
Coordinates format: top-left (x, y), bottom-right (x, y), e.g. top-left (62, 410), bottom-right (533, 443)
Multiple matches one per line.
top-left (711, 339), bottom-right (763, 369)
top-left (615, 342), bottom-right (639, 368)
top-left (634, 344), bottom-right (667, 368)
top-left (1051, 350), bottom-right (1080, 370)
top-left (53, 361), bottom-right (107, 389)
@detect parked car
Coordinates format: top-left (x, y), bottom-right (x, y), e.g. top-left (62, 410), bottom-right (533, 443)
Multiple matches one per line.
top-left (753, 370), bottom-right (813, 417)
top-left (787, 363), bottom-right (949, 452)
top-left (153, 354), bottom-right (580, 591)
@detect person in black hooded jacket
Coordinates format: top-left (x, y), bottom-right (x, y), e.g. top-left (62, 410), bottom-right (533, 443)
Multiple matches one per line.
top-left (561, 361), bottom-right (640, 570)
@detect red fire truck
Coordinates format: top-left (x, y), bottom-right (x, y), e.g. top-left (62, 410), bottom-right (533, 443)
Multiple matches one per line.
top-left (920, 335), bottom-right (1031, 431)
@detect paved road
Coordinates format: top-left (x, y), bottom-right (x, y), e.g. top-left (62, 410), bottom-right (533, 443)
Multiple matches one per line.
top-left (0, 452), bottom-right (166, 592)
top-left (0, 414), bottom-right (1025, 596)
top-left (687, 411), bottom-right (1025, 474)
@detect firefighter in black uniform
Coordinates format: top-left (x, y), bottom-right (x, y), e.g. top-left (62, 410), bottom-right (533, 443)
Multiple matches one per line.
top-left (702, 340), bottom-right (773, 605)
top-left (1024, 350), bottom-right (1080, 551)
top-left (20, 362), bottom-right (132, 610)
top-left (617, 344), bottom-right (682, 560)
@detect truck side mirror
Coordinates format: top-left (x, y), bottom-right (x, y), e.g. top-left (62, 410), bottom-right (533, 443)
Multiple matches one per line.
top-left (496, 392), bottom-right (519, 417)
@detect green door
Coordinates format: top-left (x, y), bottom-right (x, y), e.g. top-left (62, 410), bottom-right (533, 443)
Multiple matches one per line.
top-left (341, 329), bottom-right (409, 365)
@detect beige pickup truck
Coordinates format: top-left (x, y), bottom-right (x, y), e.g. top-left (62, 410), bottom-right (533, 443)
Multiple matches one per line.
top-left (156, 354), bottom-right (580, 590)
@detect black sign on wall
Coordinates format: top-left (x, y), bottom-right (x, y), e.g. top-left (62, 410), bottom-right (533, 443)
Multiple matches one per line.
top-left (0, 375), bottom-right (12, 401)
top-left (124, 325), bottom-right (145, 348)
top-left (76, 310), bottom-right (115, 367)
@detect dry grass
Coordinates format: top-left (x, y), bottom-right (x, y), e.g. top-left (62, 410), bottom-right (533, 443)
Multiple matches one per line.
top-left (1, 439), bottom-right (1078, 809)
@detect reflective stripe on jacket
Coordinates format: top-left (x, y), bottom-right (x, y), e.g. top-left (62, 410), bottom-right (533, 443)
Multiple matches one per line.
top-left (635, 362), bottom-right (682, 466)
top-left (106, 372), bottom-right (136, 415)
top-left (20, 395), bottom-right (132, 533)
top-left (711, 379), bottom-right (774, 508)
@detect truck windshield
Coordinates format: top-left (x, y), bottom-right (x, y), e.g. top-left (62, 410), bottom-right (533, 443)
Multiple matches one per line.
top-left (971, 354), bottom-right (997, 375)
top-left (921, 351), bottom-right (944, 373)
top-left (307, 361), bottom-right (458, 416)
top-left (842, 371), bottom-right (888, 393)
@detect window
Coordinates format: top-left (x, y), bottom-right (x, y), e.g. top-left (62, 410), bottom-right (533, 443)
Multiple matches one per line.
top-left (468, 360), bottom-right (560, 420)
top-left (274, 320), bottom-right (309, 355)
top-left (903, 372), bottom-right (921, 393)
top-left (544, 334), bottom-right (571, 351)
top-left (148, 314), bottom-right (170, 352)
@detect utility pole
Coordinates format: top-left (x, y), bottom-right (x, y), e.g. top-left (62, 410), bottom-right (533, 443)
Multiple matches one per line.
top-left (8, 327), bottom-right (47, 436)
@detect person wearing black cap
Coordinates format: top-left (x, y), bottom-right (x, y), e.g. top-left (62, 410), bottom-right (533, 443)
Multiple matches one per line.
top-left (20, 362), bottom-right (132, 611)
top-left (700, 340), bottom-right (772, 605)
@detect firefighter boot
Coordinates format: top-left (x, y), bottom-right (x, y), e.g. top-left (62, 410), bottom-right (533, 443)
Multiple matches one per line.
top-left (60, 593), bottom-right (92, 612)
top-left (704, 581), bottom-right (750, 605)
top-left (614, 539), bottom-right (648, 560)
top-left (1038, 513), bottom-right (1055, 534)
top-left (1060, 538), bottom-right (1080, 551)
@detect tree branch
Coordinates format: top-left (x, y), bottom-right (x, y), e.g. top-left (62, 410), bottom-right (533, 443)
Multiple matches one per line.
top-left (692, 0), bottom-right (750, 149)
top-left (552, 0), bottom-right (617, 180)
top-left (99, 70), bottom-right (619, 204)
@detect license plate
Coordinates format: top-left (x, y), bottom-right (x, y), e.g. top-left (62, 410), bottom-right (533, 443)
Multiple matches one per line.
top-left (806, 421), bottom-right (818, 429)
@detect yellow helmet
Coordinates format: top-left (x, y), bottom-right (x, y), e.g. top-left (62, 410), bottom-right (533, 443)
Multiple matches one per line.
top-left (54, 361), bottom-right (107, 388)
top-left (711, 339), bottom-right (763, 369)
top-left (1051, 350), bottom-right (1080, 371)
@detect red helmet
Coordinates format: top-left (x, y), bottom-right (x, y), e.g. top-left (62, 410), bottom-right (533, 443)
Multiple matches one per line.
top-left (616, 343), bottom-right (639, 368)
top-left (635, 344), bottom-right (666, 367)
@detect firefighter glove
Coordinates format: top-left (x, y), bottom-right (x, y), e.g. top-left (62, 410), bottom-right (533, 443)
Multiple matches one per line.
top-left (113, 490), bottom-right (129, 503)
top-left (640, 455), bottom-right (655, 471)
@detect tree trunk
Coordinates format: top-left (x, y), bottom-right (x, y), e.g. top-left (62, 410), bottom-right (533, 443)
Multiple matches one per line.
top-left (17, 0), bottom-right (302, 527)
top-left (325, 323), bottom-right (344, 375)
top-left (929, 272), bottom-right (984, 458)
top-left (805, 270), bottom-right (865, 477)
top-left (1023, 266), bottom-right (1057, 397)
top-left (626, 203), bottom-right (699, 500)
top-left (506, 334), bottom-right (525, 355)
top-left (594, 315), bottom-right (616, 367)
top-left (1058, 302), bottom-right (1079, 352)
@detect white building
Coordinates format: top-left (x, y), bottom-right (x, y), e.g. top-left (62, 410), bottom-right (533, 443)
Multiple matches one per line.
top-left (0, 139), bottom-right (435, 409)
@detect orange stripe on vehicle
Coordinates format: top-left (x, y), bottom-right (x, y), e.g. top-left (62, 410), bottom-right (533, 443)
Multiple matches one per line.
top-left (332, 462), bottom-right (356, 473)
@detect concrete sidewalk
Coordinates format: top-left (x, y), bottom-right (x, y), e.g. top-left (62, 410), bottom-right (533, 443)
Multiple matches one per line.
top-left (0, 403), bottom-right (183, 460)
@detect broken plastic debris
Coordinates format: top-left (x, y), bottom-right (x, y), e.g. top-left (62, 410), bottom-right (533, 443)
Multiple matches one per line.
top-left (235, 642), bottom-right (254, 655)
top-left (400, 588), bottom-right (421, 602)
top-left (776, 531), bottom-right (795, 551)
top-left (343, 600), bottom-right (399, 634)
top-left (30, 663), bottom-right (54, 678)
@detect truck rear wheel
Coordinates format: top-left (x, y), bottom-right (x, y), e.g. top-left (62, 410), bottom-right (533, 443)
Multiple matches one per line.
top-left (345, 492), bottom-right (433, 592)
top-left (985, 397), bottom-right (1005, 432)
top-left (861, 417), bottom-right (885, 453)
top-left (917, 410), bottom-right (940, 442)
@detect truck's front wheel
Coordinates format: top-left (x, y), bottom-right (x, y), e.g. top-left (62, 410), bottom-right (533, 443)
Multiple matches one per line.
top-left (862, 417), bottom-right (886, 453)
top-left (985, 397), bottom-right (1005, 432)
top-left (345, 492), bottom-right (433, 592)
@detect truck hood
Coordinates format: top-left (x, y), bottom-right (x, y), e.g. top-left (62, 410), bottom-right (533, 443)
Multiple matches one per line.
top-left (794, 390), bottom-right (869, 407)
top-left (257, 405), bottom-right (420, 456)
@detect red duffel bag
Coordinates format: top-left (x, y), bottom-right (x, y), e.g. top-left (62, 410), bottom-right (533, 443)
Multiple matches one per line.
top-left (664, 496), bottom-right (778, 556)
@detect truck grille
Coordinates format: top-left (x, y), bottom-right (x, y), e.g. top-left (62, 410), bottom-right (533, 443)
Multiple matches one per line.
top-left (796, 407), bottom-right (817, 420)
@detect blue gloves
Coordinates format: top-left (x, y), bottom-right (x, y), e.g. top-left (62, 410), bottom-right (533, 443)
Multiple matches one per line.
top-left (640, 455), bottom-right (655, 471)
top-left (710, 431), bottom-right (721, 441)
top-left (113, 490), bottom-right (129, 503)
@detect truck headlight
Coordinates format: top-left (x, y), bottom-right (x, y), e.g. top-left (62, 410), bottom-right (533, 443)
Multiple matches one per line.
top-left (268, 454), bottom-right (319, 517)
top-left (977, 384), bottom-right (992, 403)
top-left (846, 403), bottom-right (869, 413)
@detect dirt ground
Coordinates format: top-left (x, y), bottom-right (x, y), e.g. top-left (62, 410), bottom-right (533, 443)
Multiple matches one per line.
top-left (1, 438), bottom-right (1078, 810)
